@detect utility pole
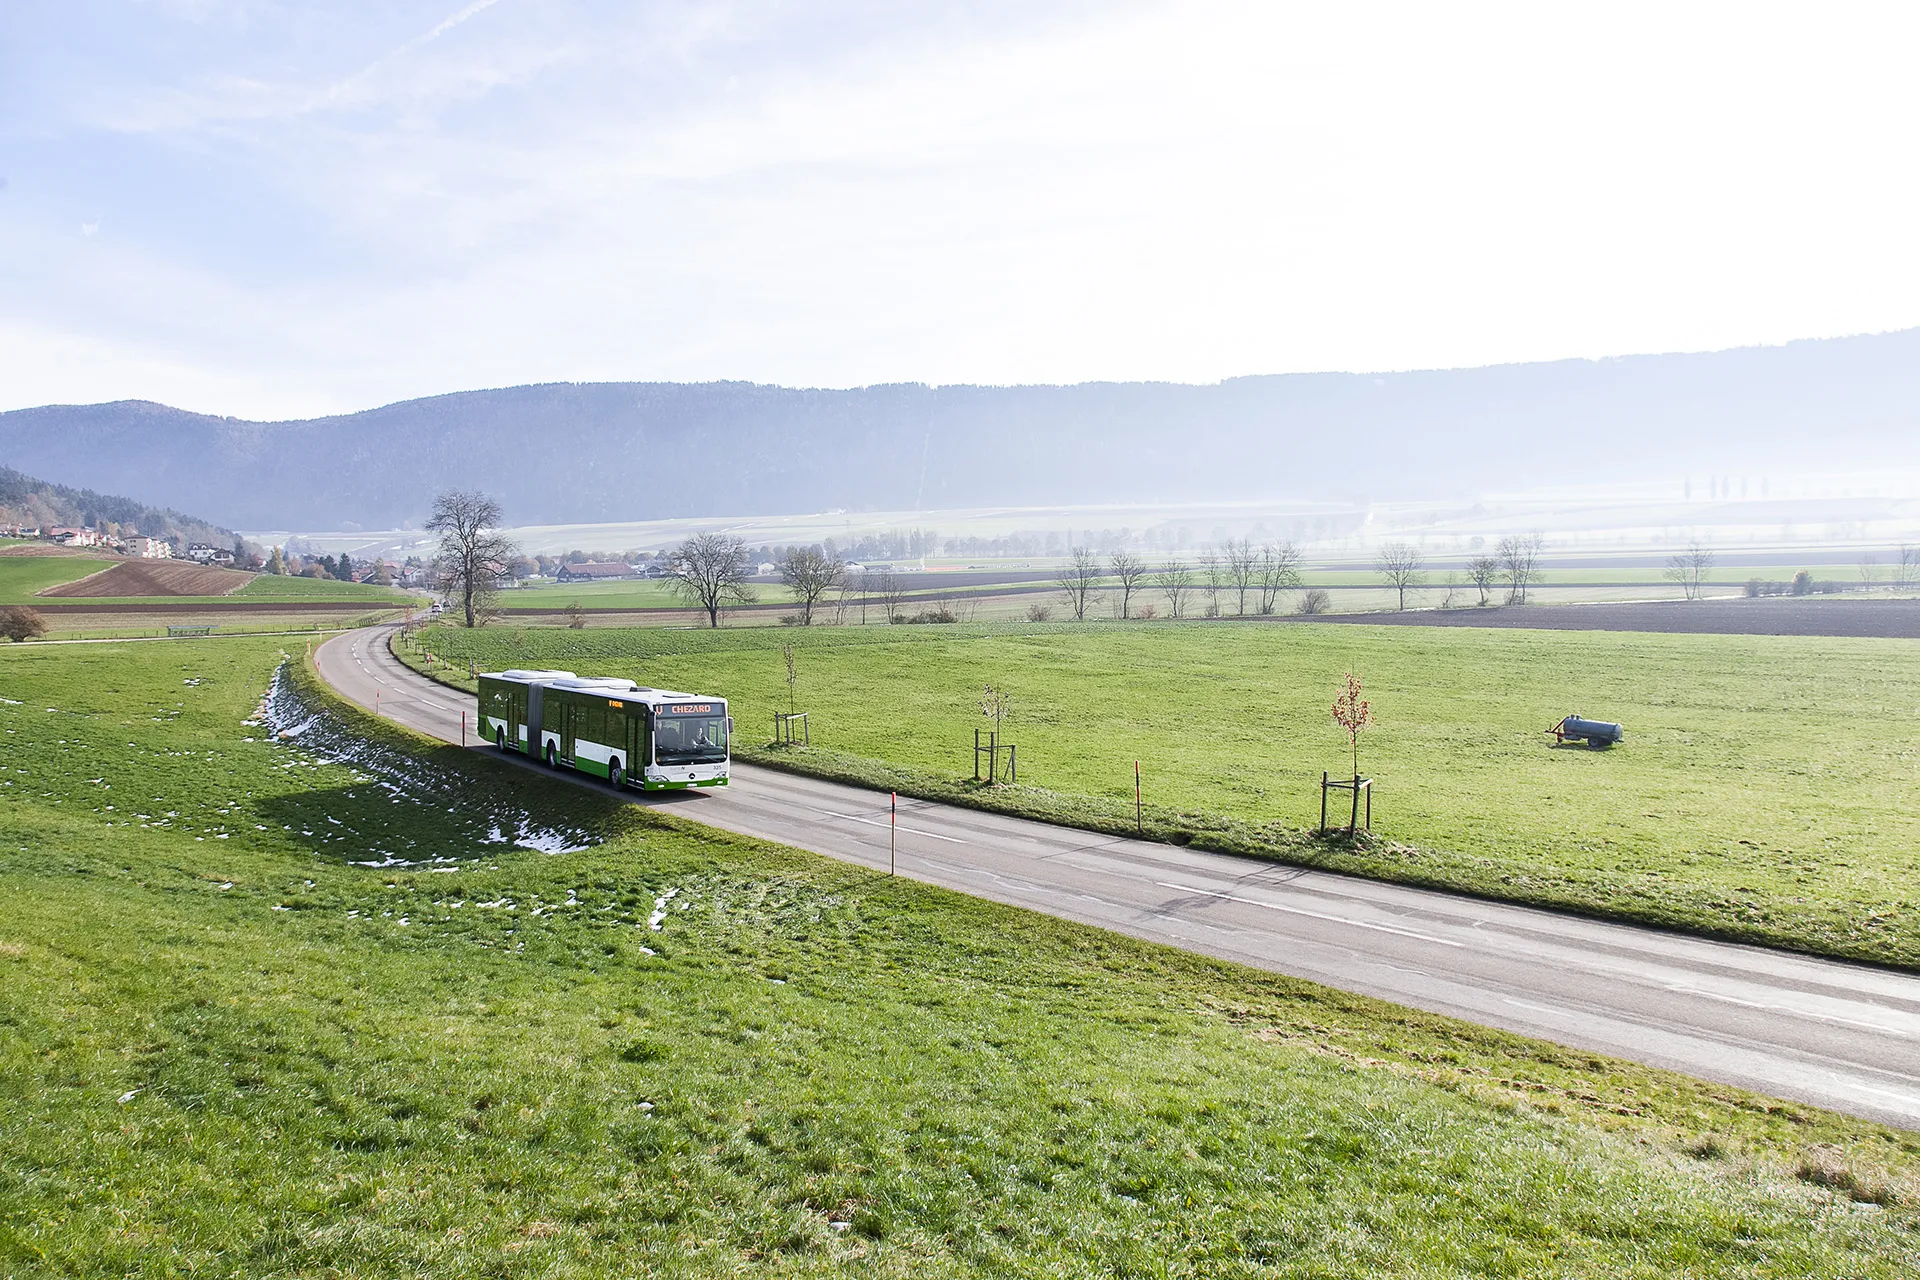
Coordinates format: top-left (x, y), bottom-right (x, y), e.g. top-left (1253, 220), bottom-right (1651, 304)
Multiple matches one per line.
top-left (890, 792), bottom-right (897, 876)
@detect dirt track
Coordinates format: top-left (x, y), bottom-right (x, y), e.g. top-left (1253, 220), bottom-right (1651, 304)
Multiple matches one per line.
top-left (1279, 598), bottom-right (1920, 639)
top-left (37, 560), bottom-right (253, 597)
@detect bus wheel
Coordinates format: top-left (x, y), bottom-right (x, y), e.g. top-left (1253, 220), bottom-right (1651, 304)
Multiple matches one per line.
top-left (546, 743), bottom-right (559, 769)
top-left (496, 728), bottom-right (507, 752)
top-left (609, 759), bottom-right (624, 789)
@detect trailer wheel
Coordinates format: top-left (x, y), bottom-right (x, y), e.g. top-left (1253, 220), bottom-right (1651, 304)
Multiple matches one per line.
top-left (609, 759), bottom-right (624, 789)
top-left (1589, 737), bottom-right (1611, 750)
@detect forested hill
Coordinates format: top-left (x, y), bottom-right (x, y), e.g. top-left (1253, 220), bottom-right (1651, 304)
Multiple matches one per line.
top-left (4, 328), bottom-right (1920, 531)
top-left (0, 466), bottom-right (233, 547)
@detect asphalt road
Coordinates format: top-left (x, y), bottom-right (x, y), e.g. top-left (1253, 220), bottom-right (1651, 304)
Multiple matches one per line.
top-left (317, 625), bottom-right (1920, 1130)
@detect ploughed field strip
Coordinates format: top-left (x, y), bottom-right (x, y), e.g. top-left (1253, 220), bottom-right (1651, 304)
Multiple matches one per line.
top-left (35, 558), bottom-right (253, 598)
top-left (412, 620), bottom-right (1920, 970)
top-left (3, 636), bottom-right (1919, 1277)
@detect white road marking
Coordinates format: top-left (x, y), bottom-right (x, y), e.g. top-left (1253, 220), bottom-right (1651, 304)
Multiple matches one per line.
top-left (1156, 881), bottom-right (1463, 947)
top-left (1662, 983), bottom-right (1917, 1037)
top-left (821, 810), bottom-right (967, 844)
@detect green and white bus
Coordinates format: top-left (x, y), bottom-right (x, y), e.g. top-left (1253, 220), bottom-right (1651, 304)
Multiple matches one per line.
top-left (477, 669), bottom-right (730, 791)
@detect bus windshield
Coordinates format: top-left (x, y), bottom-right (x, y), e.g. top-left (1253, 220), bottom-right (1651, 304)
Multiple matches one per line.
top-left (655, 714), bottom-right (728, 765)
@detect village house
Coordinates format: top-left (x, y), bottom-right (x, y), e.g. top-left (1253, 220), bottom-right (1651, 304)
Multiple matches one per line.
top-left (126, 536), bottom-right (173, 559)
top-left (555, 561), bottom-right (638, 583)
top-left (47, 527), bottom-right (100, 547)
top-left (186, 543), bottom-right (235, 566)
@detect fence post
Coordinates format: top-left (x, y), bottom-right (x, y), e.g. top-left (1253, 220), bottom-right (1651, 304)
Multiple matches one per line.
top-left (1320, 771), bottom-right (1328, 834)
top-left (1135, 760), bottom-right (1142, 834)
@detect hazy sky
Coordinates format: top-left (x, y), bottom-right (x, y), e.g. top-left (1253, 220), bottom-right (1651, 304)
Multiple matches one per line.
top-left (5, 1), bottom-right (1919, 419)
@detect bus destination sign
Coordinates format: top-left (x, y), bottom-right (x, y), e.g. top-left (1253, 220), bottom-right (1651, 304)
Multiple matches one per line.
top-left (664, 703), bottom-right (716, 716)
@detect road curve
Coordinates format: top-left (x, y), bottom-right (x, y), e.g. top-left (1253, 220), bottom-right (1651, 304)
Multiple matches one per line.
top-left (318, 625), bottom-right (1920, 1130)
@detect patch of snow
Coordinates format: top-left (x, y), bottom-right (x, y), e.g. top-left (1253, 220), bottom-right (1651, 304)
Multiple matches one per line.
top-left (649, 889), bottom-right (678, 931)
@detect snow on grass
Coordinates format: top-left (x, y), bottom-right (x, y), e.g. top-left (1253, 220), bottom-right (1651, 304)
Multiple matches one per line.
top-left (257, 663), bottom-right (599, 863)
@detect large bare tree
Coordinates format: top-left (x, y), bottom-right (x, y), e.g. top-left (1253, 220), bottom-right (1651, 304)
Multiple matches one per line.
top-left (868, 569), bottom-right (909, 623)
top-left (1056, 548), bottom-right (1103, 620)
top-left (1374, 541), bottom-right (1427, 611)
top-left (1255, 542), bottom-right (1302, 615)
top-left (1223, 539), bottom-right (1258, 615)
top-left (1110, 550), bottom-right (1148, 619)
top-left (670, 533), bottom-right (753, 628)
top-left (1465, 555), bottom-right (1500, 606)
top-left (1664, 542), bottom-right (1715, 600)
top-left (1497, 532), bottom-right (1545, 604)
top-left (426, 489), bottom-right (516, 628)
top-left (1154, 560), bottom-right (1193, 619)
top-left (778, 545), bottom-right (844, 625)
top-left (1897, 544), bottom-right (1920, 592)
top-left (1199, 552), bottom-right (1225, 617)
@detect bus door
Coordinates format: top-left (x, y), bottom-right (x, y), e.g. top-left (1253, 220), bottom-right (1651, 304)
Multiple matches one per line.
top-left (510, 687), bottom-right (528, 749)
top-left (625, 707), bottom-right (646, 778)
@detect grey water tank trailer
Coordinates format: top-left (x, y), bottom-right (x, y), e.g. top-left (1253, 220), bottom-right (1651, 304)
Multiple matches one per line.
top-left (1548, 714), bottom-right (1624, 748)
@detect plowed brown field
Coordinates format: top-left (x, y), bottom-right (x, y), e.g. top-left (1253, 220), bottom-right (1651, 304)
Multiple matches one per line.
top-left (39, 560), bottom-right (252, 597)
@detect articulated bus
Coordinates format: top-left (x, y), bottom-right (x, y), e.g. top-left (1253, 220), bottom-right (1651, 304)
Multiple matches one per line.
top-left (477, 669), bottom-right (730, 791)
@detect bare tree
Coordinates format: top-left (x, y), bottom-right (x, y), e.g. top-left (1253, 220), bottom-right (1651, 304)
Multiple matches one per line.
top-left (1223, 538), bottom-right (1259, 615)
top-left (669, 533), bottom-right (754, 628)
top-left (1663, 542), bottom-right (1715, 600)
top-left (1497, 532), bottom-right (1545, 604)
top-left (1374, 542), bottom-right (1426, 611)
top-left (778, 545), bottom-right (844, 625)
top-left (1896, 545), bottom-right (1920, 592)
top-left (1255, 542), bottom-right (1303, 615)
top-left (1857, 553), bottom-right (1881, 591)
top-left (1200, 552), bottom-right (1225, 617)
top-left (869, 570), bottom-right (909, 623)
top-left (1110, 550), bottom-right (1148, 619)
top-left (1465, 556), bottom-right (1500, 606)
top-left (1056, 548), bottom-right (1103, 620)
top-left (1154, 560), bottom-right (1193, 618)
top-left (426, 489), bottom-right (516, 628)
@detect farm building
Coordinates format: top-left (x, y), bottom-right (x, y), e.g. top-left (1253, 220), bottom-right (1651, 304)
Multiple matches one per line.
top-left (555, 561), bottom-right (637, 582)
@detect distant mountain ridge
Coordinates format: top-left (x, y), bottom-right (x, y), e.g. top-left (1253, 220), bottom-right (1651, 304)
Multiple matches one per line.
top-left (0, 465), bottom-right (233, 548)
top-left (3, 330), bottom-right (1919, 531)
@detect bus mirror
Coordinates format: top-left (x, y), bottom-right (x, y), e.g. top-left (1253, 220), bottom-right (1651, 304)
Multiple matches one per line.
top-left (725, 717), bottom-right (733, 734)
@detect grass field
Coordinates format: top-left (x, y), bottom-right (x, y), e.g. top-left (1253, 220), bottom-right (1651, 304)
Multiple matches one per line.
top-left (408, 622), bottom-right (1920, 969)
top-left (238, 573), bottom-right (419, 603)
top-left (0, 556), bottom-right (116, 603)
top-left (2, 636), bottom-right (1918, 1274)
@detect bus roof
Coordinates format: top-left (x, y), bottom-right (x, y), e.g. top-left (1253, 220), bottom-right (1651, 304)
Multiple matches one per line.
top-left (481, 670), bottom-right (723, 707)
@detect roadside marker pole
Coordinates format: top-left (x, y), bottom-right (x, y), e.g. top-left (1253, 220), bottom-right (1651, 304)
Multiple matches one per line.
top-left (890, 792), bottom-right (897, 876)
top-left (1135, 760), bottom-right (1142, 835)
top-left (461, 711), bottom-right (467, 747)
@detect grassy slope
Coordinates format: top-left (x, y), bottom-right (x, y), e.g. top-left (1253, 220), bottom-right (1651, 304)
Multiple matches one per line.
top-left (2, 638), bottom-right (1917, 1275)
top-left (409, 622), bottom-right (1920, 969)
top-left (0, 556), bottom-right (117, 603)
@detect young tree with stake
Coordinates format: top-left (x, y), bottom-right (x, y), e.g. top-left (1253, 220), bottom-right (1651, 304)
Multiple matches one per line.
top-left (1332, 671), bottom-right (1372, 782)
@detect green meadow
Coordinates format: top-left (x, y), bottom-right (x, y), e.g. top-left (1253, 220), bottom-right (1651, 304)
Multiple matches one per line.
top-left (236, 573), bottom-right (418, 603)
top-left (1, 636), bottom-right (1918, 1275)
top-left (0, 556), bottom-right (115, 603)
top-left (412, 621), bottom-right (1920, 968)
